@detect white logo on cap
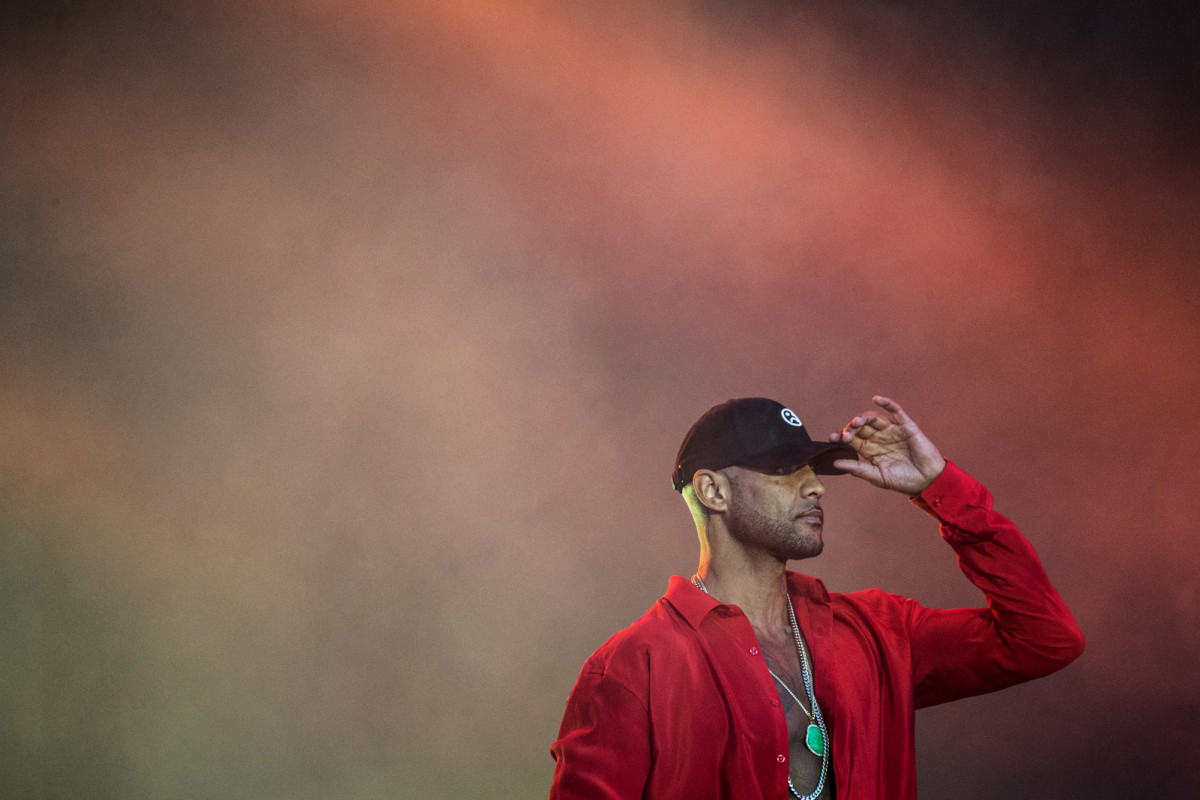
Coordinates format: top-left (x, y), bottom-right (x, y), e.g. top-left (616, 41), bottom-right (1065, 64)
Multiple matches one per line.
top-left (781, 408), bottom-right (802, 427)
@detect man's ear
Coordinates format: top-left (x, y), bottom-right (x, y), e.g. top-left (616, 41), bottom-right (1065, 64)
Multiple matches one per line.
top-left (693, 469), bottom-right (731, 514)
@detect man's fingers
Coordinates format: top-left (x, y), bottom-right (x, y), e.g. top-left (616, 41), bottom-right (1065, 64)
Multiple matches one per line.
top-left (831, 458), bottom-right (879, 484)
top-left (831, 458), bottom-right (863, 475)
top-left (840, 412), bottom-right (889, 442)
top-left (837, 397), bottom-right (916, 447)
top-left (873, 395), bottom-right (912, 425)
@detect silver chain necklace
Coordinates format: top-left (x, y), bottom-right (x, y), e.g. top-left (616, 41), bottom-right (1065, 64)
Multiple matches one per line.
top-left (693, 575), bottom-right (830, 800)
top-left (766, 666), bottom-right (813, 719)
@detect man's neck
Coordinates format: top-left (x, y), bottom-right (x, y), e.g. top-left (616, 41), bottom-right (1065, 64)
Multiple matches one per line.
top-left (696, 557), bottom-right (792, 642)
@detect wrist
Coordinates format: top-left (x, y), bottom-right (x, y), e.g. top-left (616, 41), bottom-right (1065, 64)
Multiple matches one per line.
top-left (909, 457), bottom-right (947, 496)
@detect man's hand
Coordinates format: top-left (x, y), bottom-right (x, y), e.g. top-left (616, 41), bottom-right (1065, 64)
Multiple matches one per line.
top-left (829, 396), bottom-right (947, 496)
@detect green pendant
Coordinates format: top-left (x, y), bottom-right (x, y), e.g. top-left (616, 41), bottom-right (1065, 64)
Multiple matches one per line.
top-left (805, 724), bottom-right (825, 757)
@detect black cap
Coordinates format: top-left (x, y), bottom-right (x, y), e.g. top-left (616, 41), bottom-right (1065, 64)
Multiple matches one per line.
top-left (671, 398), bottom-right (856, 492)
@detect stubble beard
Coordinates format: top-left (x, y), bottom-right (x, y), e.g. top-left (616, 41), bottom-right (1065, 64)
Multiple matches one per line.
top-left (727, 501), bottom-right (824, 562)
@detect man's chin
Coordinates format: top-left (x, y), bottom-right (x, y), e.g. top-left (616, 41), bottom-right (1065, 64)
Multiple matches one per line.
top-left (785, 537), bottom-right (824, 561)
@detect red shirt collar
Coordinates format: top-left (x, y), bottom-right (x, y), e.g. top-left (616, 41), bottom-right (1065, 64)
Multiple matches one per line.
top-left (664, 571), bottom-right (830, 630)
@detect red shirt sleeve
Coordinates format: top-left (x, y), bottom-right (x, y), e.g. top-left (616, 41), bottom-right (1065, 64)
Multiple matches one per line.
top-left (550, 666), bottom-right (652, 799)
top-left (905, 461), bottom-right (1086, 707)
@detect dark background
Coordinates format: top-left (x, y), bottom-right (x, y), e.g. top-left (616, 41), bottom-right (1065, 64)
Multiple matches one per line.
top-left (3, 1), bottom-right (1198, 797)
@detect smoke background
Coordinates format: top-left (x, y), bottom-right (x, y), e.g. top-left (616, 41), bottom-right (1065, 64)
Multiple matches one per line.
top-left (2, 0), bottom-right (1197, 797)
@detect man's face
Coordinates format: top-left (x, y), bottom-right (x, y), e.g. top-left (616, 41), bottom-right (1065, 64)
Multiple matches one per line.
top-left (724, 464), bottom-right (827, 561)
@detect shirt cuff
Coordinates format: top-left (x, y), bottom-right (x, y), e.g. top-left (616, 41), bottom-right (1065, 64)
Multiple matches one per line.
top-left (910, 459), bottom-right (988, 517)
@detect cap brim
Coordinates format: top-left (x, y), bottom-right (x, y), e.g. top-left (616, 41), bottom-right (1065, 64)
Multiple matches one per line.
top-left (739, 439), bottom-right (857, 475)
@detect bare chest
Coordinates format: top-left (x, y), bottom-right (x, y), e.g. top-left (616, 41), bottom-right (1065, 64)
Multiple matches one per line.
top-left (760, 638), bottom-right (833, 800)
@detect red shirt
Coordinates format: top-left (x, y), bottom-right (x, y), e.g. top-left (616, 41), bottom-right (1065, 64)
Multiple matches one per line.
top-left (549, 461), bottom-right (1084, 799)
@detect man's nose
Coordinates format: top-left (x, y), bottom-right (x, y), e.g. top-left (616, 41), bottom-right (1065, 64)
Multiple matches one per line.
top-left (792, 468), bottom-right (825, 499)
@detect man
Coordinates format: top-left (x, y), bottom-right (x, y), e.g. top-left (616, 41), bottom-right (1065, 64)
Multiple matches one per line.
top-left (549, 395), bottom-right (1084, 800)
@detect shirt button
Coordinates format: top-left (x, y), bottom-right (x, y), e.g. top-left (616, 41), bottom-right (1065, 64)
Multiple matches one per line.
top-left (777, 754), bottom-right (787, 763)
top-left (771, 698), bottom-right (781, 707)
top-left (749, 646), bottom-right (760, 656)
